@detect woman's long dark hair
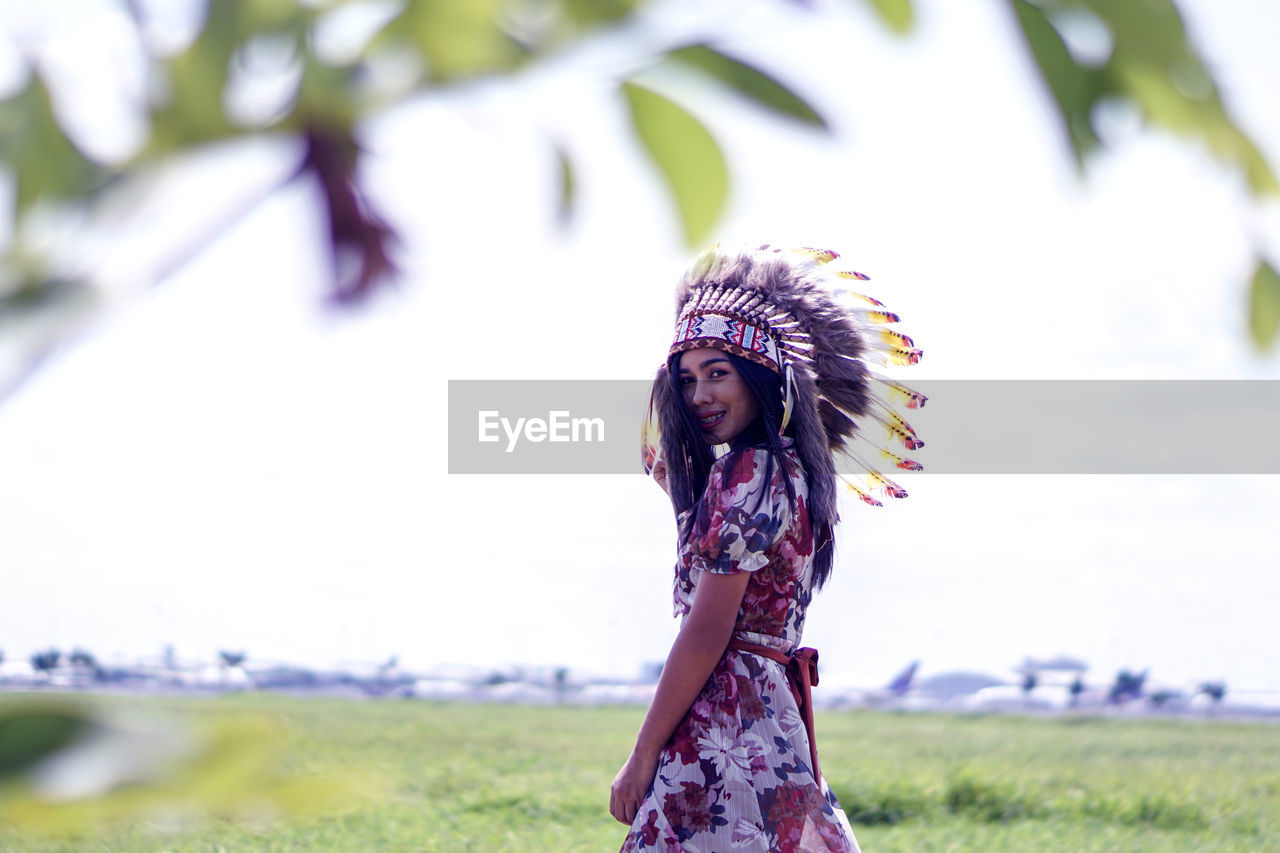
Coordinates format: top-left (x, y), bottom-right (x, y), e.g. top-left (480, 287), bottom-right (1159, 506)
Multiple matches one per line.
top-left (662, 349), bottom-right (836, 588)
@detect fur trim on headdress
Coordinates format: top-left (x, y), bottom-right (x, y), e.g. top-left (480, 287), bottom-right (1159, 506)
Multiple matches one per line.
top-left (643, 243), bottom-right (926, 509)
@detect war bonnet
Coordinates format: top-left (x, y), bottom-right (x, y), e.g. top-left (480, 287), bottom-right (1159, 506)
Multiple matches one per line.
top-left (643, 244), bottom-right (926, 518)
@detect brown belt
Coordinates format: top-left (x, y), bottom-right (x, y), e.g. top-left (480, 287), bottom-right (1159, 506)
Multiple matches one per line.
top-left (726, 638), bottom-right (822, 784)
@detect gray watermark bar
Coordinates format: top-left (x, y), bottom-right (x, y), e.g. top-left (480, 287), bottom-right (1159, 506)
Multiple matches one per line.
top-left (448, 380), bottom-right (1280, 475)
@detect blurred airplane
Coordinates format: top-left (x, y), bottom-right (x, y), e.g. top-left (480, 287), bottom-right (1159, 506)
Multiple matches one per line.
top-left (827, 660), bottom-right (922, 708)
top-left (887, 660), bottom-right (920, 695)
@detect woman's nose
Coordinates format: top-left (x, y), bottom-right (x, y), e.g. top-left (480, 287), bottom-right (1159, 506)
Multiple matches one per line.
top-left (691, 378), bottom-right (714, 405)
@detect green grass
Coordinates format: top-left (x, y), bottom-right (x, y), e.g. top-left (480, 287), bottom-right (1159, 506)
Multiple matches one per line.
top-left (3, 694), bottom-right (1279, 851)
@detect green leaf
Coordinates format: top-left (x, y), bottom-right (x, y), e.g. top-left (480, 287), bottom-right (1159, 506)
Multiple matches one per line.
top-left (0, 275), bottom-right (90, 322)
top-left (560, 0), bottom-right (645, 27)
top-left (382, 0), bottom-right (525, 83)
top-left (1248, 260), bottom-right (1280, 351)
top-left (295, 55), bottom-right (359, 129)
top-left (862, 0), bottom-right (915, 35)
top-left (1075, 0), bottom-right (1277, 196)
top-left (1008, 0), bottom-right (1106, 167)
top-left (147, 1), bottom-right (241, 151)
top-left (553, 142), bottom-right (576, 226)
top-left (0, 77), bottom-right (107, 212)
top-left (1005, 0), bottom-right (1279, 195)
top-left (621, 82), bottom-right (728, 248)
top-left (148, 3), bottom-right (315, 149)
top-left (241, 0), bottom-right (306, 32)
top-left (664, 44), bottom-right (827, 129)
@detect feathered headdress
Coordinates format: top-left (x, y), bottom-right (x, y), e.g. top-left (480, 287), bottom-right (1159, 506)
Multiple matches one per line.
top-left (643, 244), bottom-right (926, 519)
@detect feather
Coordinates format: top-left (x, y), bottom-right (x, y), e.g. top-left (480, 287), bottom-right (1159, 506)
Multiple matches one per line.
top-left (818, 398), bottom-right (857, 445)
top-left (848, 429), bottom-right (923, 471)
top-left (859, 405), bottom-right (924, 451)
top-left (845, 480), bottom-right (883, 507)
top-left (878, 405), bottom-right (924, 448)
top-left (871, 376), bottom-right (928, 410)
top-left (734, 292), bottom-right (767, 314)
top-left (876, 328), bottom-right (916, 349)
top-left (841, 289), bottom-right (884, 307)
top-left (642, 370), bottom-right (665, 475)
top-left (873, 474), bottom-right (909, 499)
top-left (853, 309), bottom-right (901, 325)
top-left (798, 247), bottom-right (840, 263)
top-left (837, 447), bottom-right (910, 498)
top-left (862, 339), bottom-right (923, 366)
top-left (835, 271), bottom-right (871, 282)
top-left (888, 452), bottom-right (923, 471)
top-left (780, 364), bottom-right (796, 433)
top-left (883, 348), bottom-right (923, 367)
top-left (706, 284), bottom-right (731, 310)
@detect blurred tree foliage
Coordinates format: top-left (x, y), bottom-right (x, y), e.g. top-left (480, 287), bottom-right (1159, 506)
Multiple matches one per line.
top-left (0, 0), bottom-right (1276, 405)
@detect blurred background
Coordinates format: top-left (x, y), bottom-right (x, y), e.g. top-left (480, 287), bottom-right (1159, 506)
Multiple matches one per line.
top-left (2, 0), bottom-right (1278, 707)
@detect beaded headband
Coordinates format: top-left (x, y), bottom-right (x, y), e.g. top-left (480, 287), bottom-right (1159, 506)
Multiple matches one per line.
top-left (669, 310), bottom-right (782, 372)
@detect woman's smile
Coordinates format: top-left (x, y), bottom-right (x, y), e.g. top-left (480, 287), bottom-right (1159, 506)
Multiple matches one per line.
top-left (698, 410), bottom-right (726, 429)
top-left (677, 348), bottom-right (760, 445)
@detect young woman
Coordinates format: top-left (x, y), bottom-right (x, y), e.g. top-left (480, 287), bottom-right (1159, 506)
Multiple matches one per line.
top-left (612, 245), bottom-right (925, 852)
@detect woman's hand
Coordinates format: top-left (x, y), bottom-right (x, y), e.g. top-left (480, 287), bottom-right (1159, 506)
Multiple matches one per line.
top-left (610, 571), bottom-right (749, 826)
top-left (609, 746), bottom-right (660, 825)
top-left (652, 459), bottom-right (670, 496)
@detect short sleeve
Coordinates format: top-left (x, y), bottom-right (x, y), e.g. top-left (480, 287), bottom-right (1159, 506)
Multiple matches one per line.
top-left (688, 448), bottom-right (790, 575)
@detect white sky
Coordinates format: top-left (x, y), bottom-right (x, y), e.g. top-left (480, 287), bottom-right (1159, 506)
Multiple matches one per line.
top-left (1, 0), bottom-right (1278, 691)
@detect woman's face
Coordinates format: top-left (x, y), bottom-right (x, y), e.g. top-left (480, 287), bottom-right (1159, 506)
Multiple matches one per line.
top-left (677, 348), bottom-right (760, 445)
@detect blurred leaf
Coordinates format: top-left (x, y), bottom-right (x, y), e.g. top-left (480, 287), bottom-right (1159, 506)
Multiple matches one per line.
top-left (1248, 260), bottom-right (1280, 350)
top-left (862, 0), bottom-right (914, 34)
top-left (1006, 0), bottom-right (1278, 196)
top-left (0, 77), bottom-right (109, 212)
top-left (495, 0), bottom-right (651, 57)
top-left (560, 0), bottom-right (646, 27)
top-left (1237, 139), bottom-right (1278, 197)
top-left (149, 3), bottom-right (312, 150)
top-left (621, 82), bottom-right (728, 248)
top-left (664, 44), bottom-right (828, 129)
top-left (0, 276), bottom-right (90, 322)
top-left (0, 706), bottom-right (92, 780)
top-left (1095, 0), bottom-right (1280, 196)
top-left (1008, 0), bottom-right (1107, 167)
top-left (553, 142), bottom-right (576, 225)
top-left (295, 54), bottom-right (360, 129)
top-left (384, 0), bottom-right (526, 83)
top-left (1079, 0), bottom-right (1186, 66)
top-left (147, 2), bottom-right (241, 151)
top-left (240, 0), bottom-right (306, 32)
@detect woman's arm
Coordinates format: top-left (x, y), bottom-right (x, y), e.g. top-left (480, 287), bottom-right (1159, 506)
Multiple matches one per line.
top-left (609, 570), bottom-right (751, 825)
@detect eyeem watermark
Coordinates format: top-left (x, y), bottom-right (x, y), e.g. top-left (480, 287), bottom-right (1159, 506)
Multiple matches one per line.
top-left (478, 410), bottom-right (605, 453)
top-left (449, 379), bottom-right (1280, 474)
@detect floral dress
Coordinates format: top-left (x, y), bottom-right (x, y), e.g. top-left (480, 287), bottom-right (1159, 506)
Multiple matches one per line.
top-left (621, 440), bottom-right (859, 853)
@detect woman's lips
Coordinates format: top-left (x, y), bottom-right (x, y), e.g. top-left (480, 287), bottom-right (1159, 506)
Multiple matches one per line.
top-left (699, 411), bottom-right (725, 430)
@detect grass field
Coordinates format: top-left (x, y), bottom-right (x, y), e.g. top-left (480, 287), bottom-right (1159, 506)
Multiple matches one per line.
top-left (2, 694), bottom-right (1279, 852)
